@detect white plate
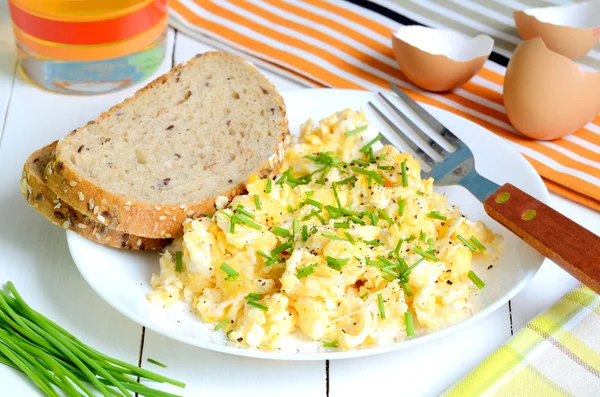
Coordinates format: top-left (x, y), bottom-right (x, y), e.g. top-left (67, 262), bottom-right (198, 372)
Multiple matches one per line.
top-left (68, 89), bottom-right (548, 360)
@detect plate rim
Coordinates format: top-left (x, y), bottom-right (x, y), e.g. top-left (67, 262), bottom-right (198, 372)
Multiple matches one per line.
top-left (69, 88), bottom-right (549, 360)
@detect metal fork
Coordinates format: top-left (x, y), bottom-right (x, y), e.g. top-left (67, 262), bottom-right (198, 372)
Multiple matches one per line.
top-left (368, 84), bottom-right (600, 293)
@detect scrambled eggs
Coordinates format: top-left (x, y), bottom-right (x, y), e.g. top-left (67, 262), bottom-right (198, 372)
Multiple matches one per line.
top-left (149, 109), bottom-right (501, 350)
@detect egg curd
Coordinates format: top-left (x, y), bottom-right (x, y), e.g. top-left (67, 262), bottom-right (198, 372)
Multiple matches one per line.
top-left (149, 109), bottom-right (502, 350)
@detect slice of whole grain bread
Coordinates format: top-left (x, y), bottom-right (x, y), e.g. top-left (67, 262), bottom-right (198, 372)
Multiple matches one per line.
top-left (22, 142), bottom-right (169, 250)
top-left (44, 52), bottom-right (289, 238)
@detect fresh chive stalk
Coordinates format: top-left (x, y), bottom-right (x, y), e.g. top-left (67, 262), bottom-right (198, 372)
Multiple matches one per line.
top-left (302, 225), bottom-right (309, 241)
top-left (147, 358), bottom-right (167, 368)
top-left (322, 341), bottom-right (339, 348)
top-left (343, 231), bottom-right (356, 245)
top-left (360, 135), bottom-right (381, 153)
top-left (304, 198), bottom-right (324, 210)
top-left (245, 293), bottom-right (262, 301)
top-left (235, 205), bottom-right (255, 219)
top-left (271, 226), bottom-right (291, 238)
top-left (359, 292), bottom-right (369, 299)
top-left (334, 221), bottom-right (350, 229)
top-left (377, 209), bottom-right (394, 224)
top-left (401, 161), bottom-right (408, 187)
top-left (0, 282), bottom-right (186, 397)
top-left (325, 256), bottom-right (349, 271)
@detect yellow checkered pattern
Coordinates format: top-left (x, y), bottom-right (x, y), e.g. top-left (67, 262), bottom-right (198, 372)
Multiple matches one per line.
top-left (442, 286), bottom-right (600, 396)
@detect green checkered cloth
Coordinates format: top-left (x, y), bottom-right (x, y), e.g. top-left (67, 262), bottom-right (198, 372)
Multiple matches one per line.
top-left (442, 286), bottom-right (600, 396)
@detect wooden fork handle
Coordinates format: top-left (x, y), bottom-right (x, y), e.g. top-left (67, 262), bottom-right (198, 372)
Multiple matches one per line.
top-left (483, 183), bottom-right (600, 294)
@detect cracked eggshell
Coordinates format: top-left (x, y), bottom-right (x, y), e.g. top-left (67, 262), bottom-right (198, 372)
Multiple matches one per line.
top-left (514, 0), bottom-right (600, 60)
top-left (392, 26), bottom-right (493, 92)
top-left (504, 38), bottom-right (600, 141)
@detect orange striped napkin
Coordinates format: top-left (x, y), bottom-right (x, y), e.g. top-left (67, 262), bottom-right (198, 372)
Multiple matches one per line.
top-left (169, 0), bottom-right (600, 211)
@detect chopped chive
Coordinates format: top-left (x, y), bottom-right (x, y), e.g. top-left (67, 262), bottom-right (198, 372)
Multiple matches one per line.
top-left (367, 211), bottom-right (378, 226)
top-left (304, 198), bottom-right (324, 210)
top-left (297, 264), bottom-right (317, 279)
top-left (393, 239), bottom-right (403, 255)
top-left (457, 235), bottom-right (477, 252)
top-left (214, 320), bottom-right (230, 331)
top-left (334, 221), bottom-right (350, 229)
top-left (306, 190), bottom-right (314, 197)
top-left (326, 256), bottom-right (349, 271)
top-left (293, 219), bottom-right (300, 235)
top-left (322, 340), bottom-right (339, 348)
top-left (235, 205), bottom-right (255, 219)
top-left (352, 159), bottom-right (370, 167)
top-left (363, 239), bottom-right (383, 246)
top-left (426, 211), bottom-right (447, 221)
top-left (230, 215), bottom-right (237, 233)
top-left (331, 183), bottom-right (342, 208)
top-left (376, 255), bottom-right (395, 268)
top-left (366, 258), bottom-right (384, 268)
top-left (325, 205), bottom-right (342, 219)
top-left (302, 225), bottom-right (308, 241)
top-left (401, 281), bottom-right (412, 297)
top-left (344, 125), bottom-right (368, 137)
top-left (245, 293), bottom-right (262, 301)
top-left (146, 358), bottom-right (167, 368)
top-left (360, 135), bottom-right (382, 153)
top-left (266, 179), bottom-right (272, 193)
top-left (316, 165), bottom-right (331, 184)
top-left (271, 242), bottom-right (292, 256)
top-left (377, 293), bottom-right (386, 319)
top-left (343, 231), bottom-right (356, 245)
top-left (377, 165), bottom-right (393, 170)
top-left (405, 312), bottom-right (415, 337)
top-left (413, 247), bottom-right (440, 262)
top-left (470, 236), bottom-right (487, 252)
top-left (256, 251), bottom-right (277, 266)
top-left (405, 236), bottom-right (417, 243)
top-left (286, 204), bottom-right (296, 212)
top-left (322, 233), bottom-right (348, 242)
top-left (276, 169), bottom-right (291, 185)
top-left (401, 161), bottom-right (408, 187)
top-left (382, 267), bottom-right (400, 278)
top-left (235, 214), bottom-right (262, 230)
top-left (253, 194), bottom-right (261, 210)
top-left (401, 258), bottom-right (425, 278)
top-left (336, 176), bottom-right (357, 185)
top-left (220, 263), bottom-right (239, 281)
top-left (468, 270), bottom-right (485, 289)
top-left (359, 292), bottom-right (369, 299)
top-left (175, 251), bottom-right (183, 273)
top-left (271, 226), bottom-right (291, 238)
top-left (214, 320), bottom-right (229, 331)
top-left (398, 199), bottom-right (405, 217)
top-left (247, 301), bottom-right (268, 311)
top-left (350, 166), bottom-right (384, 185)
top-left (383, 275), bottom-right (396, 282)
top-left (416, 191), bottom-right (424, 196)
top-left (419, 230), bottom-right (426, 242)
top-left (377, 209), bottom-right (394, 224)
top-left (427, 238), bottom-right (433, 251)
top-left (368, 147), bottom-right (375, 163)
top-left (340, 207), bottom-right (362, 217)
top-left (348, 216), bottom-right (366, 225)
top-left (304, 210), bottom-right (327, 224)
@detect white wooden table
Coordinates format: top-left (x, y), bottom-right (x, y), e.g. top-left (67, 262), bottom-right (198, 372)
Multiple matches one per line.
top-left (0, 11), bottom-right (597, 397)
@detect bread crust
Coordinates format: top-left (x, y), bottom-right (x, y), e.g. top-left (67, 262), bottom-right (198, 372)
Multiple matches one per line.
top-left (44, 52), bottom-right (289, 238)
top-left (22, 142), bottom-right (170, 250)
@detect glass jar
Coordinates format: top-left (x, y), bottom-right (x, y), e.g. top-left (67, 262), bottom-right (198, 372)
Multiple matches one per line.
top-left (9, 0), bottom-right (168, 95)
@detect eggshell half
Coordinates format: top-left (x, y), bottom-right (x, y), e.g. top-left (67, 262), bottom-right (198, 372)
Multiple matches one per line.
top-left (504, 38), bottom-right (600, 141)
top-left (514, 0), bottom-right (600, 60)
top-left (392, 26), bottom-right (494, 92)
